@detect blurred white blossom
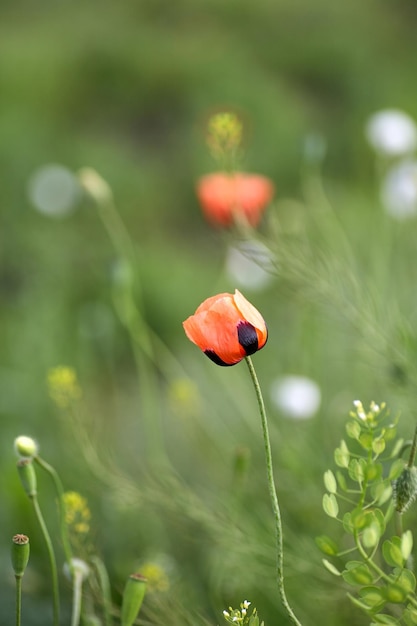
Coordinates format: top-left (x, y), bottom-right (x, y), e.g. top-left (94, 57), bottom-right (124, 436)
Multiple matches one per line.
top-left (365, 109), bottom-right (417, 157)
top-left (28, 164), bottom-right (80, 217)
top-left (225, 239), bottom-right (275, 291)
top-left (381, 160), bottom-right (417, 219)
top-left (270, 375), bottom-right (321, 420)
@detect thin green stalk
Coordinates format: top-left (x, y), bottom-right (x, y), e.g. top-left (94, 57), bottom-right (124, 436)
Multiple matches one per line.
top-left (34, 455), bottom-right (73, 566)
top-left (71, 569), bottom-right (83, 626)
top-left (30, 494), bottom-right (60, 626)
top-left (245, 356), bottom-right (302, 626)
top-left (15, 576), bottom-right (22, 626)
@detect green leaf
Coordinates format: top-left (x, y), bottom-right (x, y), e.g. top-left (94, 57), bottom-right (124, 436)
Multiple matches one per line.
top-left (371, 615), bottom-right (400, 625)
top-left (315, 535), bottom-right (339, 556)
top-left (322, 493), bottom-right (339, 518)
top-left (362, 523), bottom-right (381, 549)
top-left (403, 605), bottom-right (417, 625)
top-left (389, 459), bottom-right (406, 481)
top-left (383, 538), bottom-right (404, 568)
top-left (324, 470), bottom-right (337, 494)
top-left (335, 440), bottom-right (350, 468)
top-left (346, 420), bottom-right (361, 440)
top-left (342, 512), bottom-right (354, 535)
top-left (392, 567), bottom-right (416, 593)
top-left (401, 530), bottom-right (413, 561)
top-left (348, 458), bottom-right (366, 483)
top-left (365, 462), bottom-right (383, 482)
top-left (385, 583), bottom-right (407, 604)
top-left (372, 482), bottom-right (393, 506)
top-left (373, 438), bottom-right (386, 455)
top-left (389, 436), bottom-right (404, 455)
top-left (347, 593), bottom-right (373, 612)
top-left (322, 559), bottom-right (342, 576)
top-left (336, 470), bottom-right (347, 491)
top-left (358, 585), bottom-right (386, 610)
top-left (342, 561), bottom-right (374, 586)
top-left (359, 432), bottom-right (374, 451)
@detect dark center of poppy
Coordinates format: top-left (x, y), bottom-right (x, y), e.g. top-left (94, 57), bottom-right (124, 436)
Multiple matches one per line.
top-left (204, 350), bottom-right (234, 367)
top-left (237, 321), bottom-right (258, 355)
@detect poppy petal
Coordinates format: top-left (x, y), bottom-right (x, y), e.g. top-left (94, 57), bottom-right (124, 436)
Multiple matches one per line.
top-left (237, 321), bottom-right (259, 355)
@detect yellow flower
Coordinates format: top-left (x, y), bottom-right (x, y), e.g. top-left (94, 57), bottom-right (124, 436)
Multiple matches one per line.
top-left (63, 491), bottom-right (91, 537)
top-left (207, 112), bottom-right (242, 161)
top-left (139, 562), bottom-right (170, 593)
top-left (47, 366), bottom-right (82, 409)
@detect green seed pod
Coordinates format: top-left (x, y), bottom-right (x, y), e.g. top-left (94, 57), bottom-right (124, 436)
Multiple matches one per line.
top-left (121, 573), bottom-right (147, 626)
top-left (11, 534), bottom-right (30, 577)
top-left (393, 465), bottom-right (417, 513)
top-left (17, 459), bottom-right (37, 497)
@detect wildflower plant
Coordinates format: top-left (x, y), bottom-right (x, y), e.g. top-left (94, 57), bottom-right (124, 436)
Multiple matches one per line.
top-left (319, 400), bottom-right (417, 624)
top-left (222, 600), bottom-right (264, 626)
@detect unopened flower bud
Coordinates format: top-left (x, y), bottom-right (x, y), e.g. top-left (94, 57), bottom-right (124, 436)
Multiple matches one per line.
top-left (17, 459), bottom-right (37, 497)
top-left (14, 435), bottom-right (39, 459)
top-left (11, 534), bottom-right (30, 578)
top-left (121, 573), bottom-right (147, 626)
top-left (393, 466), bottom-right (417, 513)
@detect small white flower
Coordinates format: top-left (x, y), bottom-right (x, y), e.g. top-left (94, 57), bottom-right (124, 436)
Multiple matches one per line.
top-left (365, 109), bottom-right (417, 156)
top-left (242, 600), bottom-right (251, 609)
top-left (223, 611), bottom-right (230, 617)
top-left (271, 375), bottom-right (321, 420)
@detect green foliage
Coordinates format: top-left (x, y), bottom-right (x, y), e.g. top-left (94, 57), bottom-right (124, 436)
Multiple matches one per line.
top-left (320, 401), bottom-right (417, 624)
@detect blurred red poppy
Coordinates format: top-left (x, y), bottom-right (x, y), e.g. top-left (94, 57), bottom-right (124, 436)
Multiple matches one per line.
top-left (183, 289), bottom-right (268, 366)
top-left (196, 172), bottom-right (274, 227)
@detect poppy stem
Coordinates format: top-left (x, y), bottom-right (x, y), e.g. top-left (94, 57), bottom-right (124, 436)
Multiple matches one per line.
top-left (245, 356), bottom-right (302, 626)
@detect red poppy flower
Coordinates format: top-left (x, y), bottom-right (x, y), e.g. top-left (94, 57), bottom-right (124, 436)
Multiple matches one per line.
top-left (196, 172), bottom-right (274, 227)
top-left (183, 289), bottom-right (268, 366)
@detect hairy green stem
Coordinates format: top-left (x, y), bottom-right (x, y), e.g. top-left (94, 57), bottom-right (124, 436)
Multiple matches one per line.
top-left (30, 495), bottom-right (60, 626)
top-left (245, 356), bottom-right (302, 626)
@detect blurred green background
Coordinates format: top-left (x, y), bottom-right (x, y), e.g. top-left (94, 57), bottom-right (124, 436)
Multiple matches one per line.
top-left (2, 0), bottom-right (417, 624)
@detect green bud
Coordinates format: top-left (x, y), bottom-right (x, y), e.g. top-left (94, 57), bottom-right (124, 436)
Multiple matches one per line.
top-left (17, 458), bottom-right (37, 497)
top-left (11, 534), bottom-right (30, 577)
top-left (393, 465), bottom-right (417, 513)
top-left (121, 573), bottom-right (147, 626)
top-left (14, 435), bottom-right (39, 458)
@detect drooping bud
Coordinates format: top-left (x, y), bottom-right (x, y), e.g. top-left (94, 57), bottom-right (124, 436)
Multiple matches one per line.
top-left (14, 436), bottom-right (39, 459)
top-left (17, 459), bottom-right (37, 497)
top-left (393, 466), bottom-right (417, 513)
top-left (121, 573), bottom-right (147, 626)
top-left (11, 534), bottom-right (30, 578)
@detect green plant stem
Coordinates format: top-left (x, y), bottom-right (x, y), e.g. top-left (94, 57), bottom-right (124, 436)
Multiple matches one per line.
top-left (71, 569), bottom-right (83, 626)
top-left (15, 576), bottom-right (22, 626)
top-left (34, 456), bottom-right (73, 566)
top-left (407, 422), bottom-right (417, 468)
top-left (245, 356), bottom-right (302, 626)
top-left (30, 494), bottom-right (60, 626)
